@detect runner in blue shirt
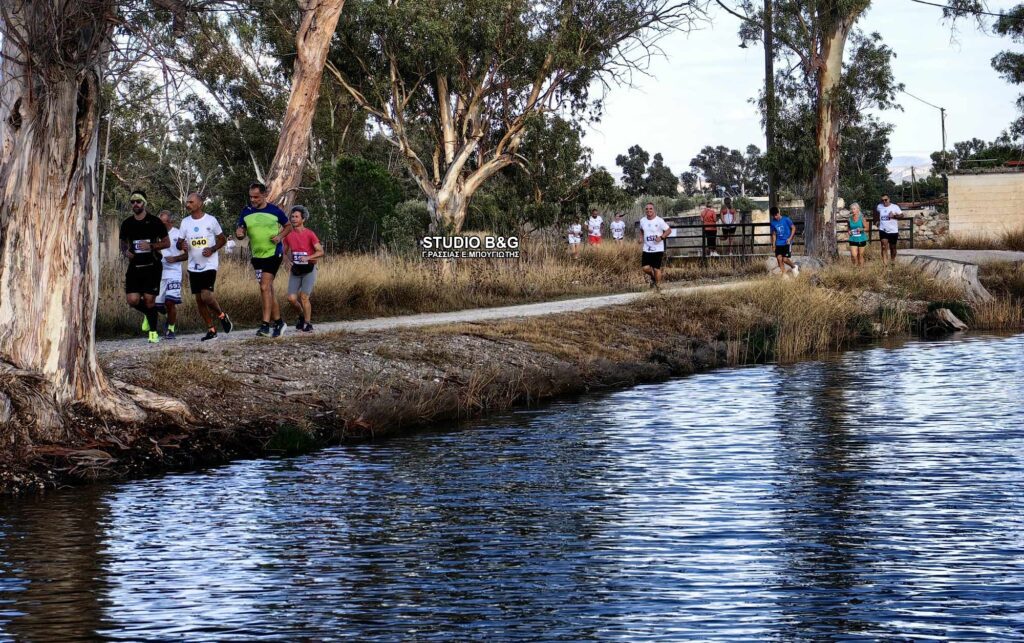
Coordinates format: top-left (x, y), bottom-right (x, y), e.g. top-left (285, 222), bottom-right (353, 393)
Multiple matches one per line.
top-left (770, 206), bottom-right (799, 276)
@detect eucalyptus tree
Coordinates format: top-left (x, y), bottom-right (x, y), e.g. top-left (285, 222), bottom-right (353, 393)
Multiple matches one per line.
top-left (326, 0), bottom-right (706, 233)
top-left (721, 1), bottom-right (901, 255)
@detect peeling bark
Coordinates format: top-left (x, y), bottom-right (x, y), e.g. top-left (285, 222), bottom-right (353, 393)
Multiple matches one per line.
top-left (806, 9), bottom-right (863, 258)
top-left (0, 2), bottom-right (155, 443)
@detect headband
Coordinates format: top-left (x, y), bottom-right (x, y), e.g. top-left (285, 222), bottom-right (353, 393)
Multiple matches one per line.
top-left (130, 192), bottom-right (147, 204)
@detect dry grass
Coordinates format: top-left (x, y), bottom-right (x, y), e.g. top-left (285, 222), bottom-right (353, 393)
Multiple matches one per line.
top-left (96, 237), bottom-right (762, 337)
top-left (924, 224), bottom-right (1024, 251)
top-left (979, 261), bottom-right (1024, 300)
top-left (815, 260), bottom-right (966, 302)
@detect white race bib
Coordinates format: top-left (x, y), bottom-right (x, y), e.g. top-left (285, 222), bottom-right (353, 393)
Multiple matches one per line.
top-left (292, 251), bottom-right (309, 265)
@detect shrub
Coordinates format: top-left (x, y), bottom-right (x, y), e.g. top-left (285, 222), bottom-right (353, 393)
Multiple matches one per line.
top-left (382, 200), bottom-right (431, 252)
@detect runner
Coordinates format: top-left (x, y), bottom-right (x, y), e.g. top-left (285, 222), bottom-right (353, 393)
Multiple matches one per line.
top-left (156, 210), bottom-right (187, 338)
top-left (567, 220), bottom-right (583, 259)
top-left (282, 205), bottom-right (325, 332)
top-left (179, 192), bottom-right (233, 341)
top-left (875, 193), bottom-right (903, 264)
top-left (587, 208), bottom-right (603, 245)
top-left (847, 202), bottom-right (870, 267)
top-left (639, 202), bottom-right (671, 288)
top-left (770, 206), bottom-right (799, 276)
top-left (236, 182), bottom-right (293, 337)
top-left (119, 190), bottom-right (169, 344)
top-left (610, 213), bottom-right (626, 243)
top-left (700, 202), bottom-right (720, 257)
top-left (720, 197), bottom-right (738, 255)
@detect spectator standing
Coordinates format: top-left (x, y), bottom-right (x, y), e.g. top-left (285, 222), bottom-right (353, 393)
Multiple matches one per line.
top-left (700, 202), bottom-right (720, 257)
top-left (720, 197), bottom-right (738, 255)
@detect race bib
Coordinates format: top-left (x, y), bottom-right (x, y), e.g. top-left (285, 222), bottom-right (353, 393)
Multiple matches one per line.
top-left (254, 269), bottom-right (263, 282)
top-left (646, 235), bottom-right (659, 242)
top-left (132, 240), bottom-right (148, 252)
top-left (292, 251), bottom-right (309, 264)
top-left (166, 280), bottom-right (181, 291)
top-left (190, 237), bottom-right (209, 248)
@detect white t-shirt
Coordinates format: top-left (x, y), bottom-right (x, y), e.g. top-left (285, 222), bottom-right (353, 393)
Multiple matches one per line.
top-left (877, 203), bottom-right (902, 234)
top-left (160, 227), bottom-right (183, 279)
top-left (640, 216), bottom-right (671, 253)
top-left (610, 220), bottom-right (626, 239)
top-left (567, 223), bottom-right (582, 244)
top-left (179, 213), bottom-right (223, 273)
top-left (587, 216), bottom-right (603, 237)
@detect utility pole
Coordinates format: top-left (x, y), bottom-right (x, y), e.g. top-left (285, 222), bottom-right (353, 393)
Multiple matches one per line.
top-left (940, 107), bottom-right (948, 172)
top-left (764, 0), bottom-right (778, 209)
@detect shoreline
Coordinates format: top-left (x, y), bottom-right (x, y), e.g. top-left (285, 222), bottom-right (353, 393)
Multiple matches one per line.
top-left (3, 264), bottom-right (1020, 494)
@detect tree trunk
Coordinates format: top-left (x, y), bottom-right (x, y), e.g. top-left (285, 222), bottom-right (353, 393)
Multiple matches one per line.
top-left (0, 2), bottom-right (149, 443)
top-left (806, 13), bottom-right (859, 258)
top-left (265, 0), bottom-right (346, 208)
top-left (427, 188), bottom-right (469, 234)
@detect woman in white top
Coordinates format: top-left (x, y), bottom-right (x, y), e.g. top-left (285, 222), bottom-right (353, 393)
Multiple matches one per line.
top-left (567, 221), bottom-right (583, 259)
top-left (720, 197), bottom-right (738, 255)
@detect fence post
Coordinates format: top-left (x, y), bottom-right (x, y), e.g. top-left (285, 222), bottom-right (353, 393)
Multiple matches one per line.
top-left (909, 218), bottom-right (915, 248)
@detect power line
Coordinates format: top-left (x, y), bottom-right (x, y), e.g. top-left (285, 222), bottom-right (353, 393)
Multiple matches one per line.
top-left (901, 88), bottom-right (945, 111)
top-left (908, 0), bottom-right (1023, 20)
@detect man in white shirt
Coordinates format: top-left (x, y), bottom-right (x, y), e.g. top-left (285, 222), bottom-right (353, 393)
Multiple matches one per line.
top-left (639, 202), bottom-right (671, 288)
top-left (587, 208), bottom-right (603, 245)
top-left (178, 192), bottom-right (233, 341)
top-left (156, 210), bottom-right (188, 339)
top-left (610, 213), bottom-right (626, 243)
top-left (875, 194), bottom-right (903, 263)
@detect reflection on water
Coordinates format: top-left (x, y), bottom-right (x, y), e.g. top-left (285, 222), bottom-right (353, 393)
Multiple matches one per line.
top-left (1, 334), bottom-right (1023, 640)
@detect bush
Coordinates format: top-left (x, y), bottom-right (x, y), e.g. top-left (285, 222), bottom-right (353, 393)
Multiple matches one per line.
top-left (672, 196), bottom-right (696, 213)
top-left (312, 156), bottom-right (404, 250)
top-left (382, 200), bottom-right (431, 252)
top-left (732, 196), bottom-right (756, 214)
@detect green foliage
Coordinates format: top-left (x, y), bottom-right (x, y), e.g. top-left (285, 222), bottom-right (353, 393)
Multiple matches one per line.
top-left (839, 116), bottom-right (894, 207)
top-left (644, 153), bottom-right (679, 196)
top-left (688, 144), bottom-right (766, 196)
top-left (931, 136), bottom-right (1022, 174)
top-left (732, 196), bottom-right (756, 214)
top-left (615, 144), bottom-right (650, 196)
top-left (382, 200), bottom-right (432, 252)
top-left (312, 157), bottom-right (404, 249)
top-left (671, 196), bottom-right (696, 213)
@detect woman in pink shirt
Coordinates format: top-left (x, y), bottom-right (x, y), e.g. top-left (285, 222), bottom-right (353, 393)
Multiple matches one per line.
top-left (282, 205), bottom-right (325, 332)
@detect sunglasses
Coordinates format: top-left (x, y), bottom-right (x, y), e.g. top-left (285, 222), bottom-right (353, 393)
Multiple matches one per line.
top-left (130, 199), bottom-right (144, 204)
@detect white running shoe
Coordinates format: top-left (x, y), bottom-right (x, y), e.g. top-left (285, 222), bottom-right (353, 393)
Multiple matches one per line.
top-left (792, 264), bottom-right (800, 276)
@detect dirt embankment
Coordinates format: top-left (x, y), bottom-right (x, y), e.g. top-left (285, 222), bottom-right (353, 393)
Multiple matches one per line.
top-left (4, 265), bottom-right (1013, 493)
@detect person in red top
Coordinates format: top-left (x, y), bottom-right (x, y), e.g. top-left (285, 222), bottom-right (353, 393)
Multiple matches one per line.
top-left (282, 205), bottom-right (325, 332)
top-left (700, 202), bottom-right (720, 257)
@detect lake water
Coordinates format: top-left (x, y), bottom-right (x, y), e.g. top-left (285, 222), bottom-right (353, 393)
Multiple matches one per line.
top-left (1, 334), bottom-right (1022, 640)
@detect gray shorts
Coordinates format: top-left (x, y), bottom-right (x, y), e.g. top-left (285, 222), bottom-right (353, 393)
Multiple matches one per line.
top-left (288, 266), bottom-right (317, 295)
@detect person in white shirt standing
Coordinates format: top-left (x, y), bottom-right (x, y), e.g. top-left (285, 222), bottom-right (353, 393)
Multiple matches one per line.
top-left (610, 213), bottom-right (626, 243)
top-left (639, 202), bottom-right (671, 288)
top-left (875, 193), bottom-right (903, 264)
top-left (178, 193), bottom-right (233, 341)
top-left (156, 210), bottom-right (188, 339)
top-left (586, 208), bottom-right (604, 245)
top-left (567, 220), bottom-right (583, 259)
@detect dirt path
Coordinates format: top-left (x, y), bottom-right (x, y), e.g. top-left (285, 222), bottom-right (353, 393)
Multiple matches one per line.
top-left (98, 280), bottom-right (756, 354)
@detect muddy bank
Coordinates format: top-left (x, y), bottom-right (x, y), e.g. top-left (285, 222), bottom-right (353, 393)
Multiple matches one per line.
top-left (1, 270), bottom-right (1005, 494)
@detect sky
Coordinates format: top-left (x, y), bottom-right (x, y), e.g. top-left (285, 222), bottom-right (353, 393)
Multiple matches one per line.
top-left (584, 0), bottom-right (1023, 183)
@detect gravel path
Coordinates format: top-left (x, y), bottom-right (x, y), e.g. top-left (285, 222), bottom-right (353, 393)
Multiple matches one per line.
top-left (98, 280), bottom-right (753, 353)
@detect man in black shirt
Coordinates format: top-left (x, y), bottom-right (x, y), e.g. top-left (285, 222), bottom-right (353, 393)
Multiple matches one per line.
top-left (119, 190), bottom-right (169, 343)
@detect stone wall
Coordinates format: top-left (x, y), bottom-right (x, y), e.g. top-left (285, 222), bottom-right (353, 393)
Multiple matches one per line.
top-left (948, 171), bottom-right (1024, 239)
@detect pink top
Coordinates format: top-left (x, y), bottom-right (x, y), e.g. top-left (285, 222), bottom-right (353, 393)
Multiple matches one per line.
top-left (284, 227), bottom-right (321, 264)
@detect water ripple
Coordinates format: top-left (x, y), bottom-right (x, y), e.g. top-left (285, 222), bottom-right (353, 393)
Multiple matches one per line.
top-left (1, 334), bottom-right (1022, 640)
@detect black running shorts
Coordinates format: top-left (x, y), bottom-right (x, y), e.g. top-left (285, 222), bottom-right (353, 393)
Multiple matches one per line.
top-left (251, 254), bottom-right (283, 277)
top-left (641, 251), bottom-right (665, 269)
top-left (125, 264), bottom-right (161, 295)
top-left (774, 244), bottom-right (792, 258)
top-left (188, 269), bottom-right (217, 294)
